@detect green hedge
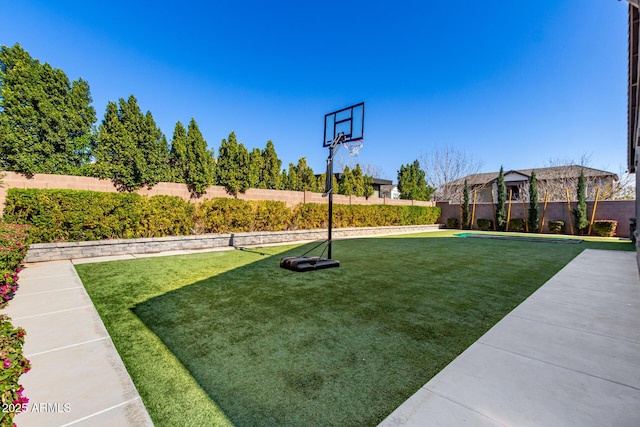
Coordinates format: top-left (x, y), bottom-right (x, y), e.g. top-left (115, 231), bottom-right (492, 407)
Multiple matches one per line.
top-left (477, 218), bottom-right (493, 231)
top-left (508, 218), bottom-right (526, 232)
top-left (593, 220), bottom-right (617, 237)
top-left (4, 189), bottom-right (441, 243)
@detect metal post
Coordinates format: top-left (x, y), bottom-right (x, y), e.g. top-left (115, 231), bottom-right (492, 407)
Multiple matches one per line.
top-left (327, 145), bottom-right (334, 259)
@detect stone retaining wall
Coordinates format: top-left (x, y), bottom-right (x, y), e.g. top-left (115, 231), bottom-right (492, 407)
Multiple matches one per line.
top-left (25, 224), bottom-right (443, 262)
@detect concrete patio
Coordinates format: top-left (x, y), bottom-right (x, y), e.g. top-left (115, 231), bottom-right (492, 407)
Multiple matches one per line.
top-left (2, 246), bottom-right (638, 426)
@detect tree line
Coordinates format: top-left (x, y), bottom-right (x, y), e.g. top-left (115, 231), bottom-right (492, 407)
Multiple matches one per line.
top-left (0, 44), bottom-right (379, 197)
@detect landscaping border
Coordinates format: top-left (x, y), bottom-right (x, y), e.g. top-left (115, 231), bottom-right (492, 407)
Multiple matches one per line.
top-left (25, 224), bottom-right (443, 262)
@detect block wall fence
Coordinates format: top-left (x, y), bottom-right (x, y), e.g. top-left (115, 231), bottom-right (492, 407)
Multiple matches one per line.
top-left (438, 200), bottom-right (635, 238)
top-left (0, 171), bottom-right (435, 211)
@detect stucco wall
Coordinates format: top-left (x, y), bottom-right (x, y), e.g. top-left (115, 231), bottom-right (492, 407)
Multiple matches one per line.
top-left (0, 171), bottom-right (435, 210)
top-left (438, 200), bottom-right (635, 238)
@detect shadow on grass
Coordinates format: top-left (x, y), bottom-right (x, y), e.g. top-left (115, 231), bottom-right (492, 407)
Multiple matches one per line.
top-left (131, 236), bottom-right (633, 427)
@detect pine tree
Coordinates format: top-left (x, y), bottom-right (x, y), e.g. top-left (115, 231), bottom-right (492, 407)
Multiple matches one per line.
top-left (293, 157), bottom-right (317, 191)
top-left (528, 170), bottom-right (539, 232)
top-left (338, 166), bottom-right (356, 195)
top-left (462, 180), bottom-right (471, 229)
top-left (0, 43), bottom-right (96, 175)
top-left (169, 122), bottom-right (188, 183)
top-left (260, 140), bottom-right (282, 189)
top-left (573, 170), bottom-right (589, 234)
top-left (247, 148), bottom-right (263, 189)
top-left (185, 118), bottom-right (214, 195)
top-left (495, 166), bottom-right (507, 231)
top-left (93, 95), bottom-right (168, 190)
top-left (397, 160), bottom-right (433, 201)
top-left (216, 131), bottom-right (250, 196)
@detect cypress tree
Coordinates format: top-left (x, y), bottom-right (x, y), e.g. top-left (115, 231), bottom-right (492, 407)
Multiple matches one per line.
top-left (247, 148), bottom-right (263, 189)
top-left (216, 131), bottom-right (250, 196)
top-left (260, 140), bottom-right (282, 189)
top-left (185, 118), bottom-right (214, 195)
top-left (338, 166), bottom-right (356, 195)
top-left (573, 170), bottom-right (589, 234)
top-left (528, 170), bottom-right (539, 232)
top-left (169, 122), bottom-right (188, 183)
top-left (462, 180), bottom-right (471, 229)
top-left (495, 166), bottom-right (507, 231)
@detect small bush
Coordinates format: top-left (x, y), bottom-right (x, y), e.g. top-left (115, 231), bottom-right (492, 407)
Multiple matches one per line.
top-left (0, 223), bottom-right (30, 309)
top-left (477, 218), bottom-right (493, 231)
top-left (593, 220), bottom-right (617, 237)
top-left (446, 218), bottom-right (459, 229)
top-left (548, 220), bottom-right (565, 234)
top-left (508, 218), bottom-right (526, 232)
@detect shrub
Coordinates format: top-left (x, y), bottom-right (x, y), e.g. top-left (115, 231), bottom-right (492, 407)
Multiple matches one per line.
top-left (0, 223), bottom-right (30, 309)
top-left (548, 220), bottom-right (565, 234)
top-left (4, 189), bottom-right (194, 243)
top-left (477, 218), bottom-right (493, 231)
top-left (508, 218), bottom-right (526, 232)
top-left (593, 220), bottom-right (617, 237)
top-left (3, 188), bottom-right (441, 241)
top-left (0, 314), bottom-right (31, 427)
top-left (446, 218), bottom-right (459, 229)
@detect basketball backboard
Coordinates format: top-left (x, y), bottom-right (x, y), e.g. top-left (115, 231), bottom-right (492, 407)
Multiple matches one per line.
top-left (323, 102), bottom-right (364, 147)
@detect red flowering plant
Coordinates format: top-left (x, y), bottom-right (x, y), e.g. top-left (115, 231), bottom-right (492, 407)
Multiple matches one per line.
top-left (0, 223), bottom-right (30, 310)
top-left (0, 315), bottom-right (31, 426)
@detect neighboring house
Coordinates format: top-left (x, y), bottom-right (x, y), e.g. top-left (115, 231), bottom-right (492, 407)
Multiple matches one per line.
top-left (446, 166), bottom-right (619, 203)
top-left (379, 184), bottom-right (400, 199)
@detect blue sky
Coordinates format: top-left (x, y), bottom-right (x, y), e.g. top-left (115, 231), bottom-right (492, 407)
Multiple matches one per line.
top-left (3, 0), bottom-right (631, 180)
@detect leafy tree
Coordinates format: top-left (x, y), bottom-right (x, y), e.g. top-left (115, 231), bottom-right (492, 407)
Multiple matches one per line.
top-left (495, 166), bottom-right (507, 231)
top-left (260, 140), bottom-right (282, 189)
top-left (185, 118), bottom-right (214, 195)
top-left (528, 170), bottom-right (539, 232)
top-left (169, 121), bottom-right (188, 183)
top-left (0, 43), bottom-right (96, 175)
top-left (317, 173), bottom-right (338, 194)
top-left (216, 131), bottom-right (250, 196)
top-left (573, 170), bottom-right (589, 234)
top-left (247, 148), bottom-right (264, 189)
top-left (287, 157), bottom-right (318, 191)
top-left (93, 95), bottom-right (168, 190)
top-left (462, 180), bottom-right (471, 229)
top-left (397, 160), bottom-right (433, 201)
top-left (338, 166), bottom-right (357, 195)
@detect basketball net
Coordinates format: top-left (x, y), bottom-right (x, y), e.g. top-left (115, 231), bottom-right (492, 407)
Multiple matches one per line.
top-left (342, 140), bottom-right (363, 157)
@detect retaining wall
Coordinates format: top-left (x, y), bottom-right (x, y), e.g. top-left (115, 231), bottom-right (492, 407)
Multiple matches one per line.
top-left (0, 171), bottom-right (434, 209)
top-left (25, 224), bottom-right (443, 262)
top-left (438, 200), bottom-right (635, 237)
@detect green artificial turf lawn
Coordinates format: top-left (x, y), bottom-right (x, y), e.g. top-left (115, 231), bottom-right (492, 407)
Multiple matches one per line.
top-left (74, 231), bottom-right (634, 426)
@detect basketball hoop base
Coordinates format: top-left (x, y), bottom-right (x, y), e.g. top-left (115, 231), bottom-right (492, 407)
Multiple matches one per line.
top-left (279, 256), bottom-right (340, 272)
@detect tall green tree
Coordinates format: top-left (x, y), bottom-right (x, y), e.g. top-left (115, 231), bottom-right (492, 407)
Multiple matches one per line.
top-left (169, 121), bottom-right (188, 183)
top-left (495, 166), bottom-right (507, 231)
top-left (247, 148), bottom-right (264, 189)
top-left (462, 180), bottom-right (471, 229)
top-left (338, 166), bottom-right (357, 195)
top-left (0, 43), bottom-right (96, 175)
top-left (573, 170), bottom-right (589, 234)
top-left (397, 160), bottom-right (433, 201)
top-left (259, 140), bottom-right (282, 189)
top-left (93, 95), bottom-right (168, 190)
top-left (216, 131), bottom-right (250, 196)
top-left (528, 170), bottom-right (539, 232)
top-left (288, 157), bottom-right (318, 191)
top-left (185, 118), bottom-right (214, 195)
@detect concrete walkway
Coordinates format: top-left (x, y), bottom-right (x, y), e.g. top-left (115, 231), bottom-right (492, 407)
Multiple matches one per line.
top-left (380, 249), bottom-right (640, 427)
top-left (4, 260), bottom-right (153, 427)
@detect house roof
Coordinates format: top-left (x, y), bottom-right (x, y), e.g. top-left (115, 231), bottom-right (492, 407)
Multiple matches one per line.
top-left (450, 165), bottom-right (618, 187)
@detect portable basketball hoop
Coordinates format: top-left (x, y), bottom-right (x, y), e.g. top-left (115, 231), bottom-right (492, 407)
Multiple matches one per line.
top-left (280, 102), bottom-right (365, 272)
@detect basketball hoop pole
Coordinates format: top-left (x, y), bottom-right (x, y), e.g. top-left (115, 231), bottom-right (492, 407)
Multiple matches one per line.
top-left (324, 133), bottom-right (346, 259)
